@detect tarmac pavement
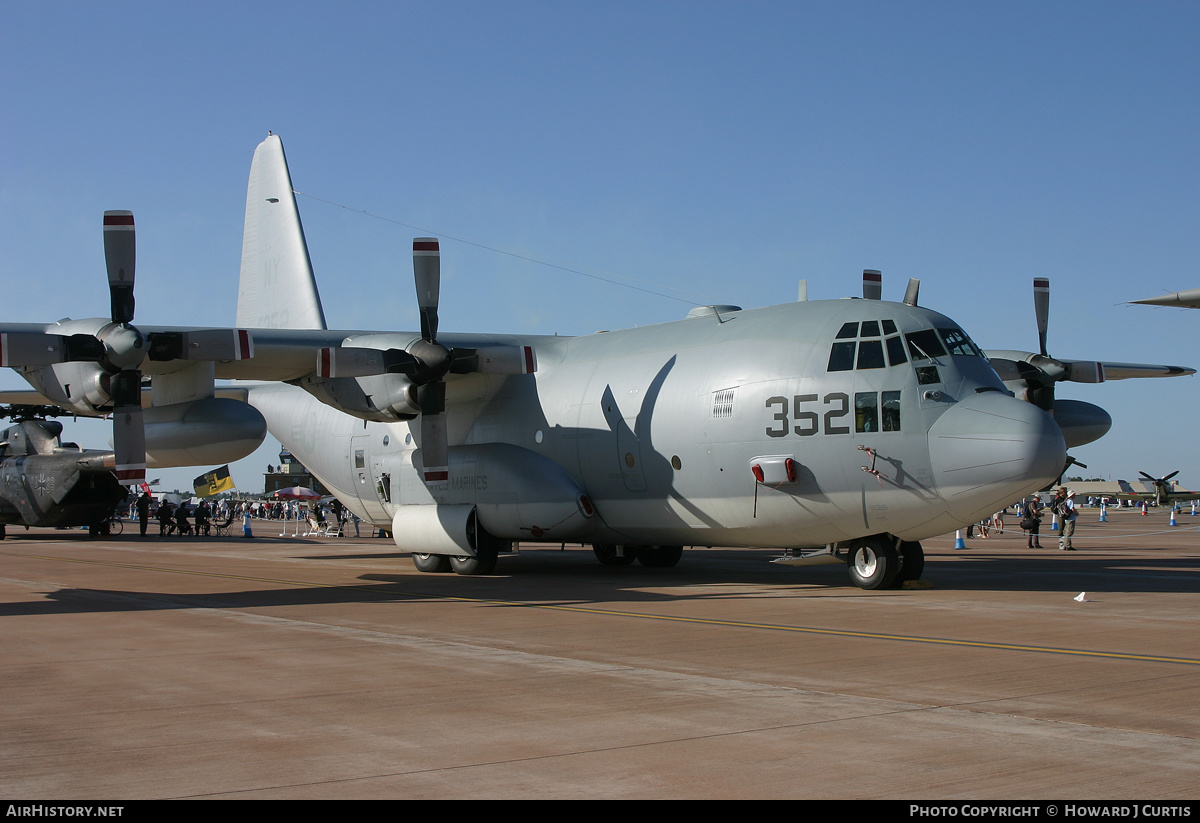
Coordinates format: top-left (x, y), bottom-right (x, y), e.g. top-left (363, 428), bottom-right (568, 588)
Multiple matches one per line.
top-left (0, 506), bottom-right (1197, 799)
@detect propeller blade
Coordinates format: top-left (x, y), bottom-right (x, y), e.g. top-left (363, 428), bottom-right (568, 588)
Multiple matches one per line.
top-left (413, 238), bottom-right (440, 342)
top-left (1063, 360), bottom-right (1195, 381)
top-left (416, 382), bottom-right (447, 482)
top-left (109, 370), bottom-right (145, 485)
top-left (104, 211), bottom-right (136, 324)
top-left (1033, 277), bottom-right (1050, 356)
top-left (903, 278), bottom-right (920, 307)
top-left (862, 269), bottom-right (882, 300)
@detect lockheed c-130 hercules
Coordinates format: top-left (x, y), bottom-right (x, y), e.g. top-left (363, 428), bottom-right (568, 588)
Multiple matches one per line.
top-left (0, 134), bottom-right (1193, 588)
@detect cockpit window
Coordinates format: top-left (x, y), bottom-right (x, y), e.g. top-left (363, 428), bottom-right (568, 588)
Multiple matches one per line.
top-left (829, 319), bottom-right (907, 372)
top-left (856, 339), bottom-right (886, 369)
top-left (938, 327), bottom-right (985, 357)
top-left (905, 329), bottom-right (947, 361)
top-left (828, 341), bottom-right (856, 371)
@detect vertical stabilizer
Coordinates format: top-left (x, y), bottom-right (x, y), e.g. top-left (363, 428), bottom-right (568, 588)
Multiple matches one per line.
top-left (236, 134), bottom-right (328, 330)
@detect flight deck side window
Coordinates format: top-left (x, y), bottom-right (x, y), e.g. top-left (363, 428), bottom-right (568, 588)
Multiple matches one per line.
top-left (855, 392), bottom-right (879, 432)
top-left (915, 366), bottom-right (941, 385)
top-left (882, 391), bottom-right (901, 431)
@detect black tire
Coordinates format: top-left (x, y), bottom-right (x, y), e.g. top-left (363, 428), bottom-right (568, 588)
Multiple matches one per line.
top-left (894, 541), bottom-right (924, 585)
top-left (846, 537), bottom-right (900, 590)
top-left (593, 543), bottom-right (637, 566)
top-left (449, 547), bottom-right (499, 576)
top-left (637, 545), bottom-right (683, 568)
top-left (412, 553), bottom-right (452, 573)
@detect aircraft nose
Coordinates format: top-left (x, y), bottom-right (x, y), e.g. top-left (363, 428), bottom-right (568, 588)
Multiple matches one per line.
top-left (929, 390), bottom-right (1066, 521)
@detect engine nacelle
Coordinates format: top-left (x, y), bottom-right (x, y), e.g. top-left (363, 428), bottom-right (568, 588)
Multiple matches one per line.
top-left (143, 397), bottom-right (267, 467)
top-left (19, 360), bottom-right (110, 415)
top-left (297, 372), bottom-right (420, 422)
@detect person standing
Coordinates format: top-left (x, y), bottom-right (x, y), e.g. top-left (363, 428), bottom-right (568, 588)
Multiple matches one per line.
top-left (1058, 489), bottom-right (1078, 551)
top-left (136, 492), bottom-right (151, 537)
top-left (1023, 497), bottom-right (1044, 548)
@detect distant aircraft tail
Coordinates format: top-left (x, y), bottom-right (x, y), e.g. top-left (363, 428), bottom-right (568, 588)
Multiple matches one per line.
top-left (235, 134), bottom-right (328, 331)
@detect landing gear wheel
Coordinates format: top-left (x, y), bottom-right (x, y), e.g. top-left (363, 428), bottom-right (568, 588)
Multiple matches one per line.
top-left (412, 553), bottom-right (452, 573)
top-left (847, 537), bottom-right (900, 590)
top-left (637, 545), bottom-right (683, 568)
top-left (449, 547), bottom-right (499, 576)
top-left (894, 541), bottom-right (924, 585)
top-left (593, 543), bottom-right (637, 566)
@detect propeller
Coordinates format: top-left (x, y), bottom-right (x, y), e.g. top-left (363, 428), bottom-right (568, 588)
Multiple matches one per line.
top-left (1138, 470), bottom-right (1179, 506)
top-left (2, 211), bottom-right (256, 486)
top-left (102, 211), bottom-right (146, 485)
top-left (412, 238), bottom-right (450, 481)
top-left (987, 279), bottom-right (1102, 414)
top-left (313, 237), bottom-right (538, 483)
top-left (987, 277), bottom-right (1195, 418)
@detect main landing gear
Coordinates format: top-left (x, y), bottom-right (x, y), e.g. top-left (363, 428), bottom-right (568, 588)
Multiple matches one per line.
top-left (593, 544), bottom-right (683, 568)
top-left (409, 545), bottom-right (500, 575)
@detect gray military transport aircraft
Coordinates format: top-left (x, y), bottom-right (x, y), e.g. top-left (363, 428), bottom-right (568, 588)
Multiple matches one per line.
top-left (0, 135), bottom-right (1193, 588)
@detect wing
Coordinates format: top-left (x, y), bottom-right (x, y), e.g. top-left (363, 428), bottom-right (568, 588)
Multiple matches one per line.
top-left (1131, 288), bottom-right (1200, 309)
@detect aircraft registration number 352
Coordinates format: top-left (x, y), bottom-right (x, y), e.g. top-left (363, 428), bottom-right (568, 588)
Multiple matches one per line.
top-left (765, 392), bottom-right (853, 437)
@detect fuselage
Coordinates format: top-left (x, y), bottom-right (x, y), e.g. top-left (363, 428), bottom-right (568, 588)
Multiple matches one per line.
top-left (246, 297), bottom-right (1067, 551)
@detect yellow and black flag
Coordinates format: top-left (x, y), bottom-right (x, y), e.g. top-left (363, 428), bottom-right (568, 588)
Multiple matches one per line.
top-left (194, 465), bottom-right (235, 498)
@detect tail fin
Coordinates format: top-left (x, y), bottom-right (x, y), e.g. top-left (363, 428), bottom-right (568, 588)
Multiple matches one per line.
top-left (236, 134), bottom-right (328, 330)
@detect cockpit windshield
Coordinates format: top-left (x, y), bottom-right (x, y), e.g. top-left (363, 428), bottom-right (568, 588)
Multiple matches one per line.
top-left (904, 327), bottom-right (985, 362)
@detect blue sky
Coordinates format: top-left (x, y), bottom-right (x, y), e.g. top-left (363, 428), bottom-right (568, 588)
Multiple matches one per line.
top-left (2, 1), bottom-right (1198, 495)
